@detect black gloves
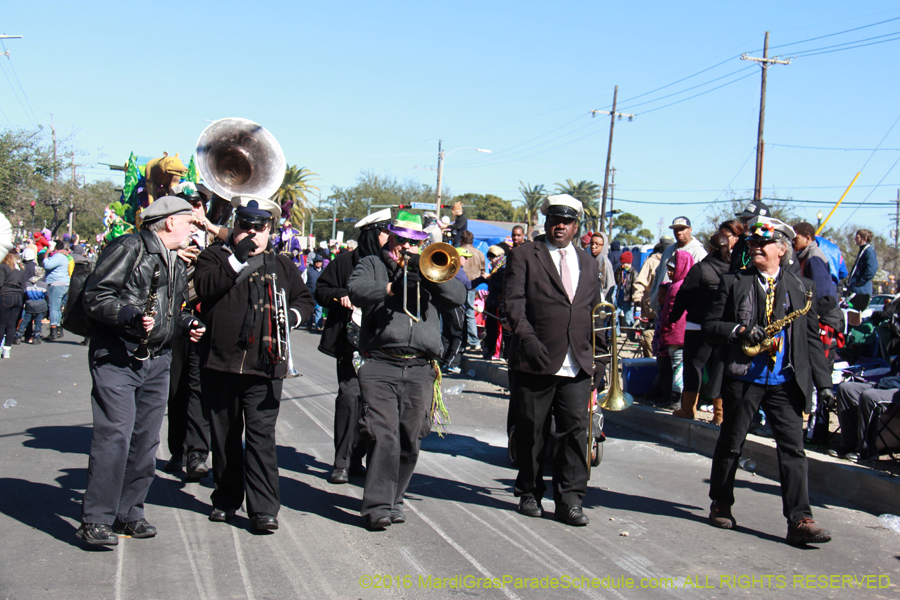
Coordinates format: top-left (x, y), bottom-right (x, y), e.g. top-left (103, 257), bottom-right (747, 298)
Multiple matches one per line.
top-left (405, 253), bottom-right (421, 273)
top-left (738, 325), bottom-right (767, 346)
top-left (520, 336), bottom-right (551, 372)
top-left (233, 236), bottom-right (258, 263)
top-left (390, 270), bottom-right (420, 296)
top-left (817, 387), bottom-right (835, 410)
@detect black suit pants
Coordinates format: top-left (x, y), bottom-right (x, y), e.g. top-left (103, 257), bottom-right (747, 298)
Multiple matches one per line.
top-left (202, 370), bottom-right (282, 517)
top-left (440, 305), bottom-right (466, 369)
top-left (513, 369), bottom-right (590, 507)
top-left (333, 351), bottom-right (364, 469)
top-left (357, 357), bottom-right (433, 519)
top-left (710, 377), bottom-right (812, 523)
top-left (166, 335), bottom-right (210, 460)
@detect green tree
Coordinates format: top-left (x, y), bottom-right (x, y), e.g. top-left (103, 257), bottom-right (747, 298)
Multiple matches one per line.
top-left (611, 212), bottom-right (653, 245)
top-left (515, 182), bottom-right (547, 239)
top-left (273, 165), bottom-right (319, 233)
top-left (454, 192), bottom-right (514, 222)
top-left (310, 171), bottom-right (436, 243)
top-left (0, 126), bottom-right (67, 225)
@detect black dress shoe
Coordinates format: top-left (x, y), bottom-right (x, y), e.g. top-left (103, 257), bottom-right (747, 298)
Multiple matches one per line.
top-left (251, 513), bottom-right (279, 531)
top-left (555, 504), bottom-right (589, 526)
top-left (365, 514), bottom-right (392, 530)
top-left (76, 523), bottom-right (118, 546)
top-left (113, 518), bottom-right (157, 538)
top-left (390, 509), bottom-right (406, 524)
top-left (209, 508), bottom-right (236, 523)
top-left (517, 496), bottom-right (543, 518)
top-left (185, 454), bottom-right (209, 480)
top-left (163, 457), bottom-right (183, 473)
top-left (329, 467), bottom-right (349, 484)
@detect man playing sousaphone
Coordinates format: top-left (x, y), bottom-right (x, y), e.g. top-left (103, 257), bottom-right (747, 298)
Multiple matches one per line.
top-left (194, 196), bottom-right (314, 531)
top-left (702, 216), bottom-right (834, 547)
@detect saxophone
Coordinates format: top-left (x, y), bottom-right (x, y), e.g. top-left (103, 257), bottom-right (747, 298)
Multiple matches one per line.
top-left (133, 265), bottom-right (161, 361)
top-left (742, 289), bottom-right (814, 357)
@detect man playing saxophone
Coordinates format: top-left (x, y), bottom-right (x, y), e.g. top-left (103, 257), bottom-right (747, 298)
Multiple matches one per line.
top-left (702, 216), bottom-right (834, 547)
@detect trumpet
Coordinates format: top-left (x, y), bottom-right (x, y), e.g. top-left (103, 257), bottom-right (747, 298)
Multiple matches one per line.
top-left (273, 273), bottom-right (300, 378)
top-left (588, 302), bottom-right (633, 477)
top-left (401, 242), bottom-right (461, 323)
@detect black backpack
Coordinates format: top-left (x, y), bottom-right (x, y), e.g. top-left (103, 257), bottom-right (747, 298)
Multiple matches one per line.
top-left (62, 260), bottom-right (96, 337)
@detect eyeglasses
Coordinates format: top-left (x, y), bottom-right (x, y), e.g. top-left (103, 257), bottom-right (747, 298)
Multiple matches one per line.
top-left (394, 236), bottom-right (423, 247)
top-left (237, 219), bottom-right (269, 231)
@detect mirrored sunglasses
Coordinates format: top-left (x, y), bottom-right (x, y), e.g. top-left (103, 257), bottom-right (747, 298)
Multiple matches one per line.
top-left (237, 218), bottom-right (269, 231)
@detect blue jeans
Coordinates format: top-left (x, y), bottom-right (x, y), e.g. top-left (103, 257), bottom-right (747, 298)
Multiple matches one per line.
top-left (465, 289), bottom-right (478, 347)
top-left (48, 284), bottom-right (68, 326)
top-left (17, 311), bottom-right (43, 339)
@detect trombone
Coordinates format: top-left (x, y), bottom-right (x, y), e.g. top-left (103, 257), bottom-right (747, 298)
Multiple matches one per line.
top-left (273, 273), bottom-right (300, 378)
top-left (402, 242), bottom-right (461, 322)
top-left (588, 301), bottom-right (633, 477)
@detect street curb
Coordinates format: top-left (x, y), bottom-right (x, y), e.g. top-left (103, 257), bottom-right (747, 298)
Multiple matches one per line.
top-left (460, 354), bottom-right (900, 517)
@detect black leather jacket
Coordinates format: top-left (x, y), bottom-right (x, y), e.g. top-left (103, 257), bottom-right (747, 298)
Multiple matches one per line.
top-left (85, 230), bottom-right (192, 349)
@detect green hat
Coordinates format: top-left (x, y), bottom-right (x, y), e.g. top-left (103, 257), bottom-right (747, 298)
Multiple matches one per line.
top-left (387, 210), bottom-right (429, 240)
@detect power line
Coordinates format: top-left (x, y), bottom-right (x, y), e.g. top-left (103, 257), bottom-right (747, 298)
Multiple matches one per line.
top-left (618, 65), bottom-right (756, 112)
top-left (770, 143), bottom-right (900, 151)
top-left (639, 70), bottom-right (758, 116)
top-left (1, 40), bottom-right (40, 123)
top-left (791, 30), bottom-right (900, 57)
top-left (764, 16), bottom-right (900, 51)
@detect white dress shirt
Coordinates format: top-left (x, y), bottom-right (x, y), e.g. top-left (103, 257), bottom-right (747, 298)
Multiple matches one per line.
top-left (546, 242), bottom-right (580, 377)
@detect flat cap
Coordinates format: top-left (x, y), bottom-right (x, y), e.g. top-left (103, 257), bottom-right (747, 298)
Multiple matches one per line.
top-left (141, 196), bottom-right (194, 224)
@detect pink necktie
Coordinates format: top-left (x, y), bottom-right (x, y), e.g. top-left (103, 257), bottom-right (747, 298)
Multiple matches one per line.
top-left (559, 249), bottom-right (575, 302)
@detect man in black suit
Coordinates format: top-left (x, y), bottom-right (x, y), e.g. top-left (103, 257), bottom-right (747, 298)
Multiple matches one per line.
top-left (503, 194), bottom-right (602, 527)
top-left (703, 216), bottom-right (834, 546)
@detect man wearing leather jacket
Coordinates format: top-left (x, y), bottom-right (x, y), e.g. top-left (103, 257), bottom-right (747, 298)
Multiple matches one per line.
top-left (77, 197), bottom-right (205, 546)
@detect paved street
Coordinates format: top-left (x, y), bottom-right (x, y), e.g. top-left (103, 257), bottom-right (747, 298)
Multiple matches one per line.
top-left (1, 331), bottom-right (897, 600)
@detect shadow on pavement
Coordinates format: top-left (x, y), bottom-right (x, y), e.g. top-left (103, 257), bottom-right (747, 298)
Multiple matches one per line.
top-left (0, 468), bottom-right (87, 548)
top-left (422, 432), bottom-right (510, 468)
top-left (22, 424), bottom-right (93, 455)
top-left (406, 473), bottom-right (514, 512)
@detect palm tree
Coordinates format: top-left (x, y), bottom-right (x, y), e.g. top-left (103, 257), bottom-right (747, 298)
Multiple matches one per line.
top-left (517, 182), bottom-right (547, 239)
top-left (273, 165), bottom-right (320, 233)
top-left (581, 204), bottom-right (600, 233)
top-left (555, 179), bottom-right (602, 234)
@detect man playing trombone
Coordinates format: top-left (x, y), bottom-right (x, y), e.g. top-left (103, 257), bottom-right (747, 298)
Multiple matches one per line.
top-left (503, 194), bottom-right (603, 527)
top-left (194, 197), bottom-right (314, 532)
top-left (347, 210), bottom-right (466, 530)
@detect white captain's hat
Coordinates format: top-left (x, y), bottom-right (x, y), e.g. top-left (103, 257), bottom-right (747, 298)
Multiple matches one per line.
top-left (542, 194), bottom-right (583, 219)
top-left (354, 207), bottom-right (393, 230)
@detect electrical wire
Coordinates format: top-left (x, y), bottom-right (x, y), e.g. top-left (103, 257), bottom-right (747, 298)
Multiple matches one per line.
top-left (763, 16), bottom-right (900, 51)
top-left (0, 59), bottom-right (35, 126)
top-left (619, 65), bottom-right (756, 112)
top-left (793, 34), bottom-right (900, 58)
top-left (770, 143), bottom-right (900, 151)
top-left (790, 30), bottom-right (900, 57)
top-left (1, 41), bottom-right (41, 124)
top-left (638, 70), bottom-right (759, 116)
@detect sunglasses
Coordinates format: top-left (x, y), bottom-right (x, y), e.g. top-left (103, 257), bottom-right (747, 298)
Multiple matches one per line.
top-left (237, 219), bottom-right (269, 231)
top-left (394, 236), bottom-right (423, 247)
top-left (746, 237), bottom-right (776, 248)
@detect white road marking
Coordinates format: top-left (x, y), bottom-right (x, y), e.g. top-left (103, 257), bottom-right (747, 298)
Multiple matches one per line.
top-left (231, 528), bottom-right (256, 600)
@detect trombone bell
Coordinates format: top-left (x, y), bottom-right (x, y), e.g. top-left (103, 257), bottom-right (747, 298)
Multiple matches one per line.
top-left (592, 302), bottom-right (634, 412)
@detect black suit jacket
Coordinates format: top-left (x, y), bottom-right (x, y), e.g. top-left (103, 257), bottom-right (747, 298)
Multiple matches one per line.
top-left (702, 267), bottom-right (831, 412)
top-left (315, 249), bottom-right (359, 358)
top-left (503, 240), bottom-right (602, 377)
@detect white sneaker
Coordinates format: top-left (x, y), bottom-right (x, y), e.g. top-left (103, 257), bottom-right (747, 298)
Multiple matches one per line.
top-left (1, 346), bottom-right (10, 359)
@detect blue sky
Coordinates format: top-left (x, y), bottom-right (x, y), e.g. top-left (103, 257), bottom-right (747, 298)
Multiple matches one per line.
top-left (3, 1), bottom-right (899, 237)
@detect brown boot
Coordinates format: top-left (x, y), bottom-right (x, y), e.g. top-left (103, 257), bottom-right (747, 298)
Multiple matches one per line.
top-left (712, 398), bottom-right (724, 426)
top-left (673, 391), bottom-right (699, 419)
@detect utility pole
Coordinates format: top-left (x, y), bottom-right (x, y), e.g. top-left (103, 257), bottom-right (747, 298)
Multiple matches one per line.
top-left (742, 32), bottom-right (791, 202)
top-left (607, 167), bottom-right (617, 237)
top-left (331, 199), bottom-right (337, 241)
top-left (68, 152), bottom-right (75, 236)
top-left (51, 116), bottom-right (59, 232)
top-left (895, 189), bottom-right (899, 256)
top-left (592, 86), bottom-right (635, 233)
top-left (435, 140), bottom-right (445, 221)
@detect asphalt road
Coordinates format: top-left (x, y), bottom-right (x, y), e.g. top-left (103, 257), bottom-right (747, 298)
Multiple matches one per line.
top-left (0, 331), bottom-right (897, 600)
